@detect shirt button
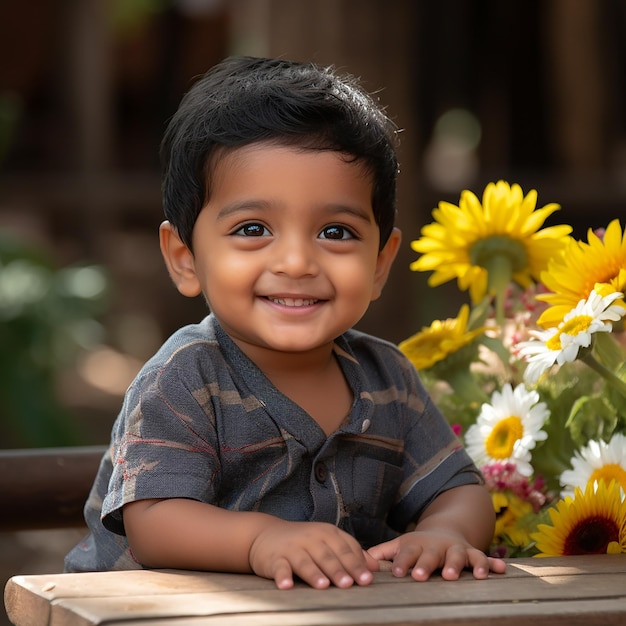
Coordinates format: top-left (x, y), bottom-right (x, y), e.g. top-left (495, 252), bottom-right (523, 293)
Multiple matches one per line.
top-left (361, 418), bottom-right (371, 433)
top-left (314, 462), bottom-right (328, 483)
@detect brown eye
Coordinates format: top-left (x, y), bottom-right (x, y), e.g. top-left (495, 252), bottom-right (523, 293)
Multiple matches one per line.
top-left (235, 223), bottom-right (269, 237)
top-left (320, 225), bottom-right (354, 240)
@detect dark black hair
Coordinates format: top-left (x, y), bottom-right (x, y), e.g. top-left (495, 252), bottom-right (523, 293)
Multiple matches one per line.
top-left (160, 56), bottom-right (399, 250)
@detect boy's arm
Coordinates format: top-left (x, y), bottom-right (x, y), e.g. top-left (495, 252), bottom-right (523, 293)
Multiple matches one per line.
top-left (367, 484), bottom-right (506, 581)
top-left (123, 498), bottom-right (376, 589)
top-left (416, 483), bottom-right (496, 551)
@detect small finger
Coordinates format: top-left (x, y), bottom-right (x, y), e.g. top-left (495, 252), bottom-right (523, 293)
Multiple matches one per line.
top-left (312, 552), bottom-right (362, 588)
top-left (411, 547), bottom-right (446, 581)
top-left (487, 556), bottom-right (507, 575)
top-left (365, 540), bottom-right (395, 563)
top-left (289, 550), bottom-right (339, 589)
top-left (443, 546), bottom-right (476, 580)
top-left (468, 551), bottom-right (506, 579)
top-left (392, 545), bottom-right (422, 578)
top-left (298, 565), bottom-right (332, 589)
top-left (362, 549), bottom-right (383, 572)
top-left (335, 547), bottom-right (374, 586)
top-left (271, 558), bottom-right (296, 590)
top-left (320, 561), bottom-right (355, 589)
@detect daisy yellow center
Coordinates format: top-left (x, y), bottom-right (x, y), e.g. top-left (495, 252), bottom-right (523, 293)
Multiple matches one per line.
top-left (561, 315), bottom-right (593, 336)
top-left (589, 465), bottom-right (626, 493)
top-left (545, 314), bottom-right (594, 350)
top-left (485, 416), bottom-right (524, 459)
top-left (546, 333), bottom-right (562, 350)
top-left (563, 515), bottom-right (620, 555)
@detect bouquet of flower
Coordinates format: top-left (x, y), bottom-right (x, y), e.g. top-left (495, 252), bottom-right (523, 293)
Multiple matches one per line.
top-left (400, 181), bottom-right (626, 558)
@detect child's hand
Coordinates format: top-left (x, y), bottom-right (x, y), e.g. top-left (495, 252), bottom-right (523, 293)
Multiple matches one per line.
top-left (248, 520), bottom-right (377, 590)
top-left (367, 530), bottom-right (506, 581)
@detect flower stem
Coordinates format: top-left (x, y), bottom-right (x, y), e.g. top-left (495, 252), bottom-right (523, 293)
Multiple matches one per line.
top-left (580, 352), bottom-right (626, 400)
top-left (485, 255), bottom-right (513, 329)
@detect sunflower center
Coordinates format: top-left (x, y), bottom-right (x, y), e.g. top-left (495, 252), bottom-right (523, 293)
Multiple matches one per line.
top-left (469, 236), bottom-right (528, 273)
top-left (589, 464), bottom-right (626, 493)
top-left (485, 416), bottom-right (524, 459)
top-left (563, 515), bottom-right (620, 555)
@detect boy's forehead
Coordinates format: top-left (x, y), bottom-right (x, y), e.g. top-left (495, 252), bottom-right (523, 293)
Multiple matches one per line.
top-left (205, 143), bottom-right (376, 216)
top-left (211, 141), bottom-right (373, 182)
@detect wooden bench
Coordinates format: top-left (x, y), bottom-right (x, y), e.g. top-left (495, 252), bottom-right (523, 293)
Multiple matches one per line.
top-left (0, 446), bottom-right (106, 531)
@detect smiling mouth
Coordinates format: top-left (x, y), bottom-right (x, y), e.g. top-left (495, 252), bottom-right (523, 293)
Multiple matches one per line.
top-left (266, 297), bottom-right (320, 307)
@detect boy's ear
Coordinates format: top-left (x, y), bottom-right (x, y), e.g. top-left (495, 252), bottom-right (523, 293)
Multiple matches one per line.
top-left (371, 227), bottom-right (402, 301)
top-left (159, 221), bottom-right (202, 298)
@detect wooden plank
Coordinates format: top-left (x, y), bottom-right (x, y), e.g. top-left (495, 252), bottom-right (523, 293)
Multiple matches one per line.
top-left (5, 556), bottom-right (626, 626)
top-left (6, 555), bottom-right (626, 600)
top-left (6, 557), bottom-right (624, 593)
top-left (104, 598), bottom-right (626, 626)
top-left (44, 587), bottom-right (626, 626)
top-left (5, 569), bottom-right (274, 599)
top-left (40, 572), bottom-right (624, 622)
top-left (3, 571), bottom-right (268, 626)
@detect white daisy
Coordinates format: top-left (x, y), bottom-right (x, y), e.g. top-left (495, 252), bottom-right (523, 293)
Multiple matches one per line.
top-left (560, 432), bottom-right (626, 498)
top-left (464, 382), bottom-right (549, 476)
top-left (516, 290), bottom-right (626, 385)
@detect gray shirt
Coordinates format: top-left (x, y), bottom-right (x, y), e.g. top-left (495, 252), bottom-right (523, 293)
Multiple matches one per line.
top-left (65, 315), bottom-right (480, 572)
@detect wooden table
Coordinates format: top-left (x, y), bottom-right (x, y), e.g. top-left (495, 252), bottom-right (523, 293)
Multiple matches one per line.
top-left (4, 555), bottom-right (626, 625)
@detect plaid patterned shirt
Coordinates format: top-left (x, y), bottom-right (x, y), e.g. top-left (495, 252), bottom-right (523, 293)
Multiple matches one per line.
top-left (65, 314), bottom-right (481, 572)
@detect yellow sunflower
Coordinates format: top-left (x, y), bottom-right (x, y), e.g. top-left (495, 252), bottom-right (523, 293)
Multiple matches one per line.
top-left (410, 181), bottom-right (572, 307)
top-left (537, 219), bottom-right (626, 328)
top-left (398, 303), bottom-right (485, 371)
top-left (492, 491), bottom-right (535, 551)
top-left (531, 480), bottom-right (626, 557)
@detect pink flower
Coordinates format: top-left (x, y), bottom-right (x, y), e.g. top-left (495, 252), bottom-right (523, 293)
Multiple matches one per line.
top-left (481, 461), bottom-right (547, 513)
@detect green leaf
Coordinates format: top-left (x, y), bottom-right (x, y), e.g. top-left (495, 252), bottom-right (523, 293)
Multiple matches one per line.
top-left (566, 394), bottom-right (619, 446)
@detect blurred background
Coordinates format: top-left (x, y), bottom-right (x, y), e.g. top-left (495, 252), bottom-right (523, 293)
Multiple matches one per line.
top-left (1, 0), bottom-right (625, 607)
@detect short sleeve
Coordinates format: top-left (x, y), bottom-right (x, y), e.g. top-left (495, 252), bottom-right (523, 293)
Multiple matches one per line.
top-left (101, 362), bottom-right (220, 534)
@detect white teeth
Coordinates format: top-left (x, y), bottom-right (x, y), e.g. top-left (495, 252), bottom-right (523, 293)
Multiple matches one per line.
top-left (269, 297), bottom-right (318, 307)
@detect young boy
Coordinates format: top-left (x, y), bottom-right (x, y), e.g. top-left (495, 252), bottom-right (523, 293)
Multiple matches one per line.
top-left (65, 56), bottom-right (505, 590)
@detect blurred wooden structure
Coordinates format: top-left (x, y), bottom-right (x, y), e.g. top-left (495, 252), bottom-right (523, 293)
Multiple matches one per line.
top-left (0, 447), bottom-right (105, 531)
top-left (2, 1), bottom-right (626, 348)
top-left (0, 0), bottom-right (423, 348)
top-left (1, 0), bottom-right (625, 353)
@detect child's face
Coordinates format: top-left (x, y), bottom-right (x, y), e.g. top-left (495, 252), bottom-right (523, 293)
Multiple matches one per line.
top-left (161, 143), bottom-right (400, 358)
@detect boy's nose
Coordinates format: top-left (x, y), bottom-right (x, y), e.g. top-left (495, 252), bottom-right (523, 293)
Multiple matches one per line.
top-left (270, 236), bottom-right (319, 277)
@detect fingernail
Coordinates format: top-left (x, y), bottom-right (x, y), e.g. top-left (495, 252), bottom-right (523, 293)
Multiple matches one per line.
top-left (359, 571), bottom-right (373, 583)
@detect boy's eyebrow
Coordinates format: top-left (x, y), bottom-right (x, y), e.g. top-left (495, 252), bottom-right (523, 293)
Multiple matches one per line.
top-left (326, 204), bottom-right (374, 223)
top-left (216, 200), bottom-right (374, 222)
top-left (216, 200), bottom-right (270, 220)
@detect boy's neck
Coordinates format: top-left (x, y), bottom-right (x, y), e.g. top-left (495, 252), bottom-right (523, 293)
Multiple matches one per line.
top-left (232, 338), bottom-right (337, 378)
top-left (231, 338), bottom-right (353, 436)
